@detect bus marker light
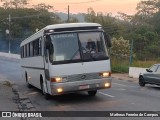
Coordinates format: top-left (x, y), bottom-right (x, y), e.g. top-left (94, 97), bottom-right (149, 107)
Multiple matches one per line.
top-left (28, 76), bottom-right (31, 80)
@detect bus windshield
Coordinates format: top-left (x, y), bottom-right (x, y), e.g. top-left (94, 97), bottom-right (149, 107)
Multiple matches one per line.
top-left (50, 31), bottom-right (109, 64)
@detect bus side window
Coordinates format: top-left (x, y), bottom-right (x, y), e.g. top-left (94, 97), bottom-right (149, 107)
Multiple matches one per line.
top-left (24, 45), bottom-right (27, 57)
top-left (30, 42), bottom-right (33, 57)
top-left (39, 38), bottom-right (42, 56)
top-left (26, 44), bottom-right (29, 57)
top-left (23, 46), bottom-right (25, 58)
top-left (32, 39), bottom-right (40, 56)
top-left (20, 47), bottom-right (23, 58)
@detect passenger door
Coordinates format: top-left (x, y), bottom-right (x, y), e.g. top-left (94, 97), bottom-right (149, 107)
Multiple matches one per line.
top-left (42, 36), bottom-right (50, 93)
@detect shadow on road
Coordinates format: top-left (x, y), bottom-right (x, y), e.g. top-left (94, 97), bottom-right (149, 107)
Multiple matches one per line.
top-left (26, 85), bottom-right (110, 104)
top-left (145, 85), bottom-right (160, 90)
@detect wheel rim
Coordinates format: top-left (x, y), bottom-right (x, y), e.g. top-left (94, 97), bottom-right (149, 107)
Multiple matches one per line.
top-left (139, 77), bottom-right (145, 86)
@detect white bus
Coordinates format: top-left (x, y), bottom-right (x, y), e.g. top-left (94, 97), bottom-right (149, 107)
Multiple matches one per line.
top-left (20, 23), bottom-right (112, 99)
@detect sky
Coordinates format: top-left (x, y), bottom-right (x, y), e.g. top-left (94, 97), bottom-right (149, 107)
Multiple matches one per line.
top-left (30, 0), bottom-right (141, 15)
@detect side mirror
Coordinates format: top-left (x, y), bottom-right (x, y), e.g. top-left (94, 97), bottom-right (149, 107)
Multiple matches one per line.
top-left (146, 69), bottom-right (152, 72)
top-left (44, 35), bottom-right (54, 62)
top-left (44, 35), bottom-right (51, 49)
top-left (104, 32), bottom-right (112, 48)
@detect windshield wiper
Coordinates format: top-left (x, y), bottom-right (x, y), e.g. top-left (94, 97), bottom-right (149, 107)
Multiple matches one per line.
top-left (69, 49), bottom-right (81, 60)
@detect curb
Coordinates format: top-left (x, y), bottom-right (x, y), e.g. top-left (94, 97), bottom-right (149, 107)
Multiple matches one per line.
top-left (0, 56), bottom-right (20, 63)
top-left (111, 74), bottom-right (138, 83)
top-left (0, 80), bottom-right (37, 111)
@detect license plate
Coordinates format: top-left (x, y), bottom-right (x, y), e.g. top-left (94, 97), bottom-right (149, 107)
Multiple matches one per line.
top-left (79, 85), bottom-right (89, 90)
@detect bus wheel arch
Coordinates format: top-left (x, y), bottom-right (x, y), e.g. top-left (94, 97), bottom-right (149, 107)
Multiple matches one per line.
top-left (25, 72), bottom-right (32, 88)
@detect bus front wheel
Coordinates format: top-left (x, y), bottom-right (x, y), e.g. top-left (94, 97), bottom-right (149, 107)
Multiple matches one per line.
top-left (88, 90), bottom-right (97, 96)
top-left (41, 81), bottom-right (50, 100)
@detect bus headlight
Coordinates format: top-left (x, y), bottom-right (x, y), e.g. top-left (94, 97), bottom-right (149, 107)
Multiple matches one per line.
top-left (99, 72), bottom-right (111, 77)
top-left (51, 77), bottom-right (67, 83)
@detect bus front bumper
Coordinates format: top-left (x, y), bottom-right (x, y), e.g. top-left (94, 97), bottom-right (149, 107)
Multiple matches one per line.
top-left (50, 78), bottom-right (111, 95)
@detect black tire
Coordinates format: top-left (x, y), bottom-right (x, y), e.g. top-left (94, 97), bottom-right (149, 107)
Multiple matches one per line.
top-left (41, 82), bottom-right (50, 100)
top-left (25, 73), bottom-right (32, 88)
top-left (139, 76), bottom-right (145, 87)
top-left (27, 82), bottom-right (32, 88)
top-left (88, 90), bottom-right (97, 96)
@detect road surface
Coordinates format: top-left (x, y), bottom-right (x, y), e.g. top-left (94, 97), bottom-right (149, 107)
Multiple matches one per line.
top-left (0, 57), bottom-right (160, 120)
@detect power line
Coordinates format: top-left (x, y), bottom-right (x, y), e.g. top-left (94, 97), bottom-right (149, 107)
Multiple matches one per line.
top-left (10, 14), bottom-right (42, 19)
top-left (0, 14), bottom-right (42, 22)
top-left (53, 0), bottom-right (137, 5)
top-left (54, 0), bottom-right (103, 5)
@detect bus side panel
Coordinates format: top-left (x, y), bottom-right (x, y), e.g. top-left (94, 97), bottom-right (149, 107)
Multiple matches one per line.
top-left (21, 56), bottom-right (44, 68)
top-left (26, 68), bottom-right (43, 89)
top-left (21, 56), bottom-right (45, 89)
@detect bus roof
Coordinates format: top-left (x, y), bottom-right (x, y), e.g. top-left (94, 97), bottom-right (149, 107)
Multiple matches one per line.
top-left (45, 23), bottom-right (101, 29)
top-left (20, 23), bottom-right (102, 46)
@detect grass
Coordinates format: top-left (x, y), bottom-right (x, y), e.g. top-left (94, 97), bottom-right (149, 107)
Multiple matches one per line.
top-left (111, 54), bottom-right (160, 73)
top-left (2, 81), bottom-right (12, 87)
top-left (111, 57), bottom-right (160, 73)
top-left (112, 65), bottom-right (129, 73)
top-left (111, 57), bottom-right (129, 73)
top-left (131, 60), bottom-right (160, 68)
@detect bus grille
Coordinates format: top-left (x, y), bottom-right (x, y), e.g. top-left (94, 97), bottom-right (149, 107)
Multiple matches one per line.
top-left (67, 73), bottom-right (101, 82)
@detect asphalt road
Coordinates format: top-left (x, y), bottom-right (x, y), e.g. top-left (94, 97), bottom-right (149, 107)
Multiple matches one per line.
top-left (0, 57), bottom-right (160, 120)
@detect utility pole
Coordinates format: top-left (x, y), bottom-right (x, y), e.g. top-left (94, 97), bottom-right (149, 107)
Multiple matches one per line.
top-left (8, 14), bottom-right (11, 54)
top-left (68, 5), bottom-right (70, 22)
top-left (130, 39), bottom-right (133, 66)
top-left (1, 14), bottom-right (42, 54)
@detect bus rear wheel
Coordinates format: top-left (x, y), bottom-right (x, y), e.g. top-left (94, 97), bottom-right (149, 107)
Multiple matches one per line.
top-left (88, 90), bottom-right (97, 96)
top-left (27, 81), bottom-right (32, 88)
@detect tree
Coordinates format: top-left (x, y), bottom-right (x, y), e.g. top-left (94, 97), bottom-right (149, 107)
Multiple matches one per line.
top-left (117, 12), bottom-right (133, 22)
top-left (66, 16), bottom-right (79, 23)
top-left (84, 8), bottom-right (120, 37)
top-left (130, 25), bottom-right (158, 60)
top-left (1, 0), bottom-right (28, 9)
top-left (151, 11), bottom-right (160, 33)
top-left (136, 0), bottom-right (157, 16)
top-left (132, 0), bottom-right (160, 26)
top-left (85, 8), bottom-right (97, 22)
top-left (111, 37), bottom-right (130, 56)
top-left (0, 5), bottom-right (61, 38)
top-left (33, 3), bottom-right (54, 12)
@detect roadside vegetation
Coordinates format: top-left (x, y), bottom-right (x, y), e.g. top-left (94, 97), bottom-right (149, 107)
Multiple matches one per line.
top-left (1, 0), bottom-right (160, 72)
